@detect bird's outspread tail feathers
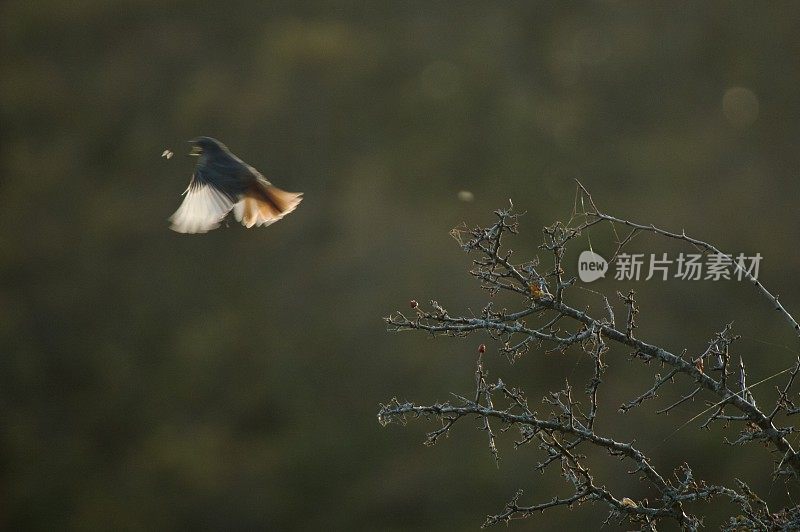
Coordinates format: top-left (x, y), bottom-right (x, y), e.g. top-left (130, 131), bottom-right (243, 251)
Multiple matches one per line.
top-left (233, 181), bottom-right (303, 228)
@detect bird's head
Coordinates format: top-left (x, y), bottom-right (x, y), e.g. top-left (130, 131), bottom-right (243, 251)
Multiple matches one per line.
top-left (188, 136), bottom-right (226, 157)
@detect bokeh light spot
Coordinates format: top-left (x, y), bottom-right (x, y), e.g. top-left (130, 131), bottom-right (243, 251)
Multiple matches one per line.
top-left (420, 61), bottom-right (462, 99)
top-left (722, 86), bottom-right (759, 128)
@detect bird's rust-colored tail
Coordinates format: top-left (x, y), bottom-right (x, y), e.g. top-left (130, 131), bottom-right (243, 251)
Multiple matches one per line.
top-left (233, 180), bottom-right (303, 228)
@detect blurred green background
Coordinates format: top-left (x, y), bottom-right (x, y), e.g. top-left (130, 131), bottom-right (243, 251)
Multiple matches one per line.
top-left (3, 1), bottom-right (800, 530)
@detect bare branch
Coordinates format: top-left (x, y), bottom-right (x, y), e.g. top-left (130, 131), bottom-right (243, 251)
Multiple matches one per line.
top-left (380, 193), bottom-right (800, 527)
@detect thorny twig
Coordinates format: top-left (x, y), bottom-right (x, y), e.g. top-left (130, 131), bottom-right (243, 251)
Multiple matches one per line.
top-left (379, 192), bottom-right (800, 529)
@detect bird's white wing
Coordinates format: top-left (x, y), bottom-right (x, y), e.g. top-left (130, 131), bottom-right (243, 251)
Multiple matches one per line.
top-left (168, 181), bottom-right (235, 234)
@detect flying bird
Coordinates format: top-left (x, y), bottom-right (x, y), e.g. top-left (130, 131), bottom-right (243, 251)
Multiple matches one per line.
top-left (169, 137), bottom-right (303, 233)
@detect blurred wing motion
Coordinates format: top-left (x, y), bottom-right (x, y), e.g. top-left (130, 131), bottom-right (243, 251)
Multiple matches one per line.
top-left (233, 179), bottom-right (303, 228)
top-left (170, 159), bottom-right (302, 234)
top-left (169, 176), bottom-right (235, 234)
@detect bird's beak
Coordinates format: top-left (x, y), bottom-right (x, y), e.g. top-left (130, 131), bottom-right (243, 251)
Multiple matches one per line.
top-left (189, 145), bottom-right (202, 157)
